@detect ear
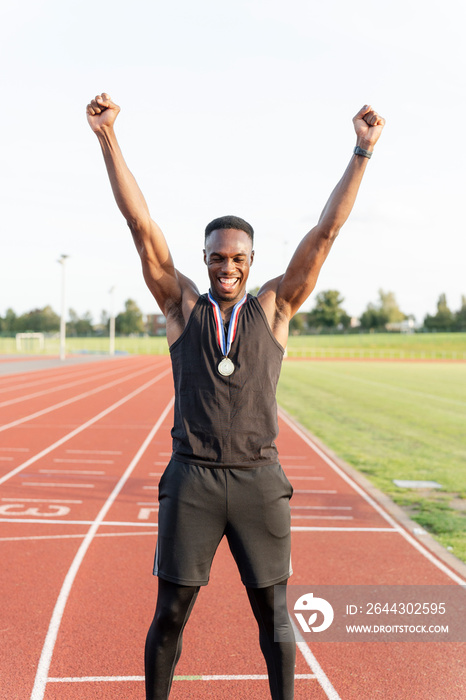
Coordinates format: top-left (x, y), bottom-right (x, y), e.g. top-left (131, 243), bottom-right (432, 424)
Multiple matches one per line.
top-left (203, 249), bottom-right (207, 265)
top-left (250, 250), bottom-right (255, 266)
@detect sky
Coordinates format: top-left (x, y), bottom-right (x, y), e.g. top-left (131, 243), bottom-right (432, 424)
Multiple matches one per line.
top-left (1, 0), bottom-right (465, 325)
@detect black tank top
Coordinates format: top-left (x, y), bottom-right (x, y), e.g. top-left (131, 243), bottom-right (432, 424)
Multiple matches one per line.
top-left (169, 294), bottom-right (285, 467)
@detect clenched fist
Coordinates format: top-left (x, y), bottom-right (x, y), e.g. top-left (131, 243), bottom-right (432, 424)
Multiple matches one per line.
top-left (353, 105), bottom-right (385, 152)
top-left (86, 93), bottom-right (120, 134)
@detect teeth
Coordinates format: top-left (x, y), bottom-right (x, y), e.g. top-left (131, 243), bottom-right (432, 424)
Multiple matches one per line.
top-left (220, 278), bottom-right (237, 287)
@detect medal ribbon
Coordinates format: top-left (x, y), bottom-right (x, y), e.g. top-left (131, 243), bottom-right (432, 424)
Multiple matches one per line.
top-left (208, 291), bottom-right (248, 357)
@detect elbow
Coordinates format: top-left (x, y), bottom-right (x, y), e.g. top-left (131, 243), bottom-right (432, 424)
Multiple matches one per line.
top-left (126, 215), bottom-right (150, 236)
top-left (318, 224), bottom-right (340, 242)
top-left (126, 218), bottom-right (153, 256)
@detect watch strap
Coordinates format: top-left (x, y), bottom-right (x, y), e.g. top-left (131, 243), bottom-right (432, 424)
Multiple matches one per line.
top-left (354, 145), bottom-right (373, 159)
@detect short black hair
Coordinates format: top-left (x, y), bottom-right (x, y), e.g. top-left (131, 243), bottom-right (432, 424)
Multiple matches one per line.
top-left (205, 215), bottom-right (254, 244)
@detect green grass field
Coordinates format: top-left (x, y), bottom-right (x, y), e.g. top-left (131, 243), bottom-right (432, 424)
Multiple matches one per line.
top-left (286, 332), bottom-right (466, 359)
top-left (277, 360), bottom-right (466, 564)
top-left (3, 331), bottom-right (466, 359)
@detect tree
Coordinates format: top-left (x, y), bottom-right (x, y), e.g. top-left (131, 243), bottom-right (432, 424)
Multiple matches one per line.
top-left (454, 296), bottom-right (466, 332)
top-left (360, 289), bottom-right (406, 330)
top-left (378, 290), bottom-right (406, 323)
top-left (307, 290), bottom-right (349, 330)
top-left (289, 313), bottom-right (307, 335)
top-left (15, 306), bottom-right (60, 333)
top-left (96, 310), bottom-right (110, 336)
top-left (424, 294), bottom-right (454, 331)
top-left (2, 308), bottom-right (17, 333)
top-left (67, 309), bottom-right (94, 336)
top-left (115, 298), bottom-right (145, 335)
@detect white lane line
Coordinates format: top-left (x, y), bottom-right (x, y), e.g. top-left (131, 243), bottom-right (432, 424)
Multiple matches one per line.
top-left (0, 367), bottom-right (172, 486)
top-left (148, 473), bottom-right (163, 477)
top-left (0, 447), bottom-right (29, 452)
top-left (281, 455), bottom-right (306, 460)
top-left (47, 674), bottom-right (316, 683)
top-left (0, 366), bottom-right (102, 395)
top-left (292, 527), bottom-right (398, 532)
top-left (53, 458), bottom-right (114, 464)
top-left (24, 483), bottom-right (95, 489)
top-left (0, 532), bottom-right (156, 542)
top-left (66, 449), bottom-right (122, 455)
top-left (289, 476), bottom-right (324, 480)
top-left (39, 470), bottom-right (106, 475)
top-left (48, 676), bottom-right (147, 683)
top-left (291, 515), bottom-right (353, 520)
top-left (292, 619), bottom-right (342, 700)
top-left (291, 506), bottom-right (352, 510)
top-left (1, 498), bottom-right (82, 504)
top-left (0, 358), bottom-right (133, 395)
top-left (283, 465), bottom-right (316, 470)
top-left (0, 360), bottom-right (167, 434)
top-left (0, 519), bottom-right (157, 526)
top-left (30, 397), bottom-right (174, 700)
top-left (143, 486), bottom-right (157, 490)
top-left (154, 461), bottom-right (169, 465)
top-left (0, 456), bottom-right (14, 461)
top-left (279, 408), bottom-right (466, 587)
top-left (0, 363), bottom-right (142, 409)
top-left (158, 452), bottom-right (171, 457)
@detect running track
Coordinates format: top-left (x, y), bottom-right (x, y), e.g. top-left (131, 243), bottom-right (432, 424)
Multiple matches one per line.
top-left (1, 354), bottom-right (465, 699)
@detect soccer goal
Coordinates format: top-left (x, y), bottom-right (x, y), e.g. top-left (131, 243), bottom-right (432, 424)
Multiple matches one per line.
top-left (15, 332), bottom-right (45, 353)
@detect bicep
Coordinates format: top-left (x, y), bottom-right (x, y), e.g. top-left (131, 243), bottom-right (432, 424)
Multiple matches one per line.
top-left (275, 226), bottom-right (338, 317)
top-left (130, 218), bottom-right (193, 314)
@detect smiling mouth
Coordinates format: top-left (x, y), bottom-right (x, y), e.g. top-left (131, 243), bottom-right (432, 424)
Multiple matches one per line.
top-left (218, 277), bottom-right (239, 290)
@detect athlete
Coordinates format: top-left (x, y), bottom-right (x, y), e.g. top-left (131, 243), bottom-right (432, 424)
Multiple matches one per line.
top-left (86, 93), bottom-right (385, 699)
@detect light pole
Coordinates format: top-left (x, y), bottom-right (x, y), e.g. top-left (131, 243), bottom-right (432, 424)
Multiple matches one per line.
top-left (58, 254), bottom-right (69, 361)
top-left (109, 286), bottom-right (115, 356)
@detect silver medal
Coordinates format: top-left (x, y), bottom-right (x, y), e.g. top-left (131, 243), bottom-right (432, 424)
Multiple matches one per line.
top-left (208, 291), bottom-right (247, 379)
top-left (218, 357), bottom-right (235, 376)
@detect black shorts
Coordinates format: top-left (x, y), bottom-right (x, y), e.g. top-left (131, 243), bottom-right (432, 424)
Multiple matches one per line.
top-left (153, 459), bottom-right (293, 588)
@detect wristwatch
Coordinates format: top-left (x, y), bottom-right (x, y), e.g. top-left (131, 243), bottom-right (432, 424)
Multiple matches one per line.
top-left (354, 146), bottom-right (373, 159)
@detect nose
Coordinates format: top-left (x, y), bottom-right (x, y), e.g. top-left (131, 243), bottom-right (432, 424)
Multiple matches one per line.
top-left (220, 257), bottom-right (235, 274)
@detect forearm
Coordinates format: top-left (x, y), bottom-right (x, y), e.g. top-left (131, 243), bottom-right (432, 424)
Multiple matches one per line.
top-left (317, 104), bottom-right (384, 236)
top-left (96, 126), bottom-right (151, 229)
top-left (317, 152), bottom-right (369, 236)
top-left (271, 105), bottom-right (384, 318)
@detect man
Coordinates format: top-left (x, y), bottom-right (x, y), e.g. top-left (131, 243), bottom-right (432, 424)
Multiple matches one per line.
top-left (86, 94), bottom-right (385, 700)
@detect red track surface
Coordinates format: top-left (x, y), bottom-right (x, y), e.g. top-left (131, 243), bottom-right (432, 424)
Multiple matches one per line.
top-left (1, 355), bottom-right (465, 700)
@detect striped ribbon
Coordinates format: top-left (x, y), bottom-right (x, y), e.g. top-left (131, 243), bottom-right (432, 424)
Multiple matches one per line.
top-left (207, 291), bottom-right (248, 357)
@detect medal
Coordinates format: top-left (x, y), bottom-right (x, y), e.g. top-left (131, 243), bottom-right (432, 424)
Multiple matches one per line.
top-left (218, 357), bottom-right (235, 376)
top-left (208, 291), bottom-right (248, 377)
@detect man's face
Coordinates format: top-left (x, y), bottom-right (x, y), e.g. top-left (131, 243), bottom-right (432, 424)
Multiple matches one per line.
top-left (204, 228), bottom-right (254, 303)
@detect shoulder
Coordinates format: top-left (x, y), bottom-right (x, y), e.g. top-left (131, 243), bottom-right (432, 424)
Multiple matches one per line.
top-left (255, 279), bottom-right (290, 348)
top-left (165, 271), bottom-right (201, 346)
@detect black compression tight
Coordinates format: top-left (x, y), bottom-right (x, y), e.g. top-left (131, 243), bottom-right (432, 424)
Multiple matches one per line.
top-left (145, 579), bottom-right (200, 700)
top-left (144, 577), bottom-right (295, 700)
top-left (246, 580), bottom-right (296, 700)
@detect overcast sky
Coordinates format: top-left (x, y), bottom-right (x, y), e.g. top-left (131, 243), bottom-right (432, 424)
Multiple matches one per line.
top-left (1, 0), bottom-right (464, 324)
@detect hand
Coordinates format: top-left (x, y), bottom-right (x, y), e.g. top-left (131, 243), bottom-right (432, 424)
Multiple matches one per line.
top-left (86, 93), bottom-right (120, 134)
top-left (353, 105), bottom-right (385, 151)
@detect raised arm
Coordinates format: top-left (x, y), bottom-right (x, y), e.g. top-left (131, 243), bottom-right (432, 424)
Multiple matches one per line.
top-left (260, 105), bottom-right (385, 335)
top-left (86, 93), bottom-right (196, 318)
